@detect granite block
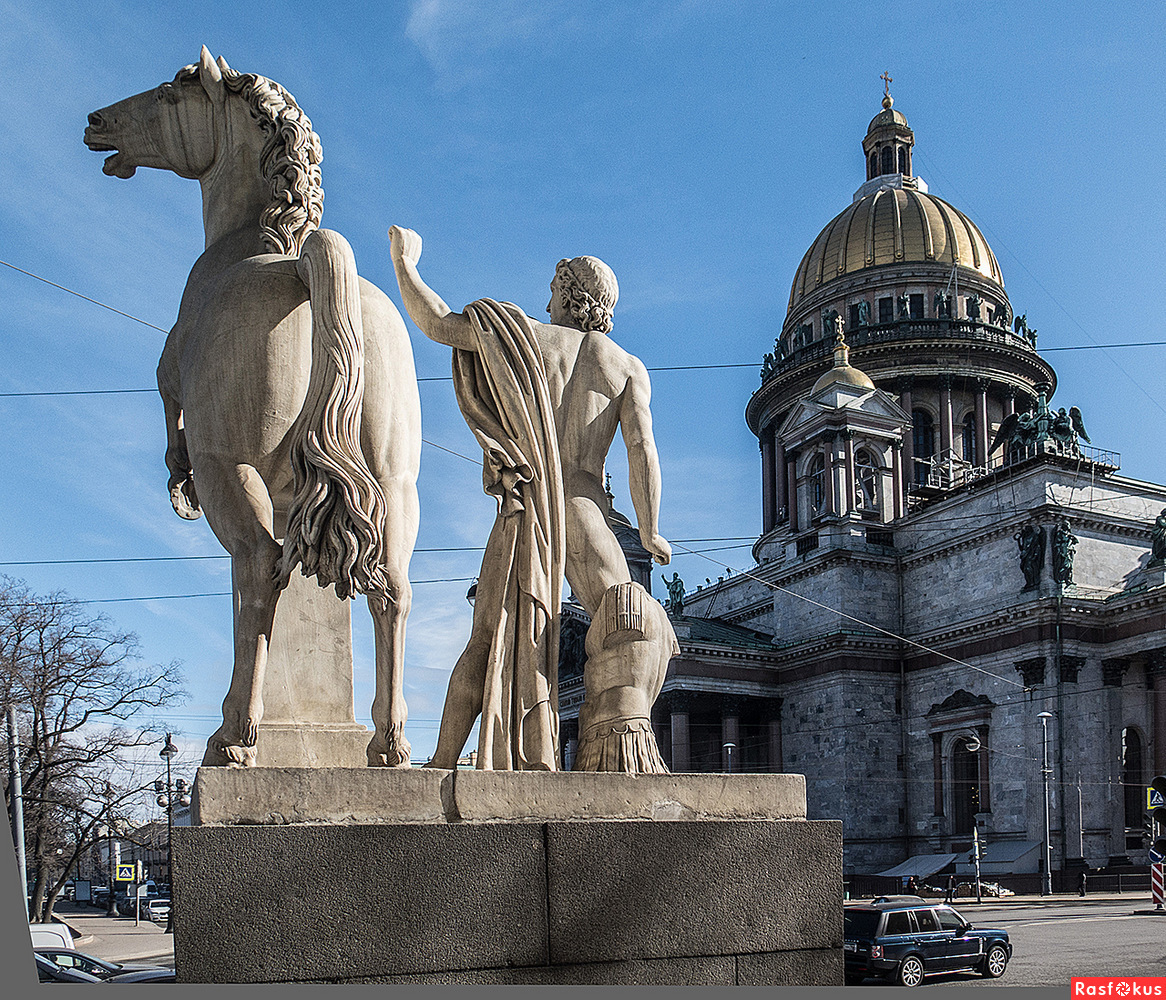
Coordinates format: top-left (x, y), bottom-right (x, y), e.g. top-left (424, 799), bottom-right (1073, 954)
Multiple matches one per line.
top-left (545, 818), bottom-right (842, 964)
top-left (173, 822), bottom-right (548, 982)
top-left (737, 947), bottom-right (844, 985)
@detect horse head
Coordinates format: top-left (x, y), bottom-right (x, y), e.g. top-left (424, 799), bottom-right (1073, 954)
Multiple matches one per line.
top-left (84, 46), bottom-right (229, 180)
top-left (85, 46), bottom-right (323, 255)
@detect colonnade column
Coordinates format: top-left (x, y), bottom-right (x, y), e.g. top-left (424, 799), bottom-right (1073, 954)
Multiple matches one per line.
top-left (891, 440), bottom-right (904, 519)
top-left (768, 713), bottom-right (783, 773)
top-left (823, 440), bottom-right (835, 517)
top-left (761, 430), bottom-right (775, 533)
top-left (932, 733), bottom-right (944, 817)
top-left (1003, 389), bottom-right (1016, 418)
top-left (974, 379), bottom-right (989, 468)
top-left (939, 378), bottom-right (954, 457)
top-left (843, 431), bottom-right (856, 515)
top-left (721, 699), bottom-right (741, 773)
top-left (899, 381), bottom-right (915, 483)
top-left (1150, 651), bottom-right (1166, 774)
top-left (787, 451), bottom-right (799, 532)
top-left (774, 438), bottom-right (787, 524)
top-left (670, 702), bottom-right (691, 773)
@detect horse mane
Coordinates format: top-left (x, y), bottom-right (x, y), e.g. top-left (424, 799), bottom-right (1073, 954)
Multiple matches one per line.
top-left (176, 64), bottom-right (324, 256)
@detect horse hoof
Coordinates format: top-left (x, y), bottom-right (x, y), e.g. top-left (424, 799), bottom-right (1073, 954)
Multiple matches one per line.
top-left (367, 732), bottom-right (411, 768)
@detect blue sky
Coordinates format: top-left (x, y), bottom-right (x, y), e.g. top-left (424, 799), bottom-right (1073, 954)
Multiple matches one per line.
top-left (3, 1), bottom-right (1166, 775)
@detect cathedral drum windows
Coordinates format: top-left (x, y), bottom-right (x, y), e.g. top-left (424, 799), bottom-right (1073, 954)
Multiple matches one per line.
top-left (912, 409), bottom-right (936, 485)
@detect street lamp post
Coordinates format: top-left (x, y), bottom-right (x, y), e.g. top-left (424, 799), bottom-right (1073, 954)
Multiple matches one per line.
top-left (103, 782), bottom-right (116, 918)
top-left (722, 741), bottom-right (736, 773)
top-left (156, 733), bottom-right (188, 934)
top-left (1038, 712), bottom-right (1054, 896)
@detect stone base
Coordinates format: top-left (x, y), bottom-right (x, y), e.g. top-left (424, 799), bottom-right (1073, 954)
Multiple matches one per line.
top-left (174, 770), bottom-right (840, 985)
top-left (254, 723), bottom-right (369, 768)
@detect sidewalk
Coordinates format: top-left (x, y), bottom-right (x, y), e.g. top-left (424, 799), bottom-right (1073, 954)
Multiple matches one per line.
top-left (48, 901), bottom-right (175, 967)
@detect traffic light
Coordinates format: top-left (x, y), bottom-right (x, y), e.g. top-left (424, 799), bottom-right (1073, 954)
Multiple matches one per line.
top-left (1145, 812), bottom-right (1155, 847)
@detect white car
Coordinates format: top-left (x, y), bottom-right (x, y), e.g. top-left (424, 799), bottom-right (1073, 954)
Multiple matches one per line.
top-left (144, 897), bottom-right (171, 921)
top-left (28, 922), bottom-right (75, 950)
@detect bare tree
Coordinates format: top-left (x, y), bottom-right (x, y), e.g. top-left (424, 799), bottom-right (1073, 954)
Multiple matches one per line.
top-left (0, 576), bottom-right (185, 920)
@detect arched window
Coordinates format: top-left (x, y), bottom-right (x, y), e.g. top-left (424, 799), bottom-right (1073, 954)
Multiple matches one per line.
top-left (809, 453), bottom-right (826, 515)
top-left (912, 409), bottom-right (935, 485)
top-left (869, 152), bottom-right (878, 178)
top-left (962, 412), bottom-right (977, 465)
top-left (880, 146), bottom-right (894, 176)
top-left (856, 449), bottom-right (880, 511)
top-left (898, 146), bottom-right (908, 175)
top-left (952, 736), bottom-right (982, 836)
top-left (1123, 728), bottom-right (1144, 831)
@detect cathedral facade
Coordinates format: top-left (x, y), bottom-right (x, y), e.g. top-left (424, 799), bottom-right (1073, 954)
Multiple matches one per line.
top-left (603, 90), bottom-right (1166, 877)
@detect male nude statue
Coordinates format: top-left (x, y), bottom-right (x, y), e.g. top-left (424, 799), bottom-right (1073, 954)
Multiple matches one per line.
top-left (389, 225), bottom-right (677, 771)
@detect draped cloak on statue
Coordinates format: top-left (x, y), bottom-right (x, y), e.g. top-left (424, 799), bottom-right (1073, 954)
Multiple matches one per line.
top-left (452, 299), bottom-right (565, 770)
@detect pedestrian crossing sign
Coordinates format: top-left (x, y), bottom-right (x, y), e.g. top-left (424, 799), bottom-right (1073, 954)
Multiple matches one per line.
top-left (115, 863), bottom-right (135, 881)
top-left (1148, 787), bottom-right (1165, 810)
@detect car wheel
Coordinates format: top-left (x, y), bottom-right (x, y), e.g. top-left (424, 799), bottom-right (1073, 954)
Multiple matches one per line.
top-left (897, 954), bottom-right (925, 987)
top-left (981, 944), bottom-right (1008, 978)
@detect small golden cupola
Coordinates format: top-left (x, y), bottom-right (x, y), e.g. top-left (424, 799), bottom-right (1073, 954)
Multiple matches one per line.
top-left (812, 321), bottom-right (875, 394)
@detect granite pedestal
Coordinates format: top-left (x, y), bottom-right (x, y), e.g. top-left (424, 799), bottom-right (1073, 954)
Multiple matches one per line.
top-left (173, 770), bottom-right (842, 985)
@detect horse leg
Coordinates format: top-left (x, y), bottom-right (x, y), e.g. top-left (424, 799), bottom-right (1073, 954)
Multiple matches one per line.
top-left (367, 474), bottom-right (418, 767)
top-left (196, 460), bottom-right (282, 768)
top-left (158, 353), bottom-right (200, 520)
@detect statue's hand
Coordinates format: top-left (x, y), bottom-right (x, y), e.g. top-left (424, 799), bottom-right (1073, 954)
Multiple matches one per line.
top-left (642, 532), bottom-right (672, 565)
top-left (388, 225), bottom-right (422, 265)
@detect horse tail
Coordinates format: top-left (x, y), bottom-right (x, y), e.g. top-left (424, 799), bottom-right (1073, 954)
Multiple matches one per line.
top-left (279, 228), bottom-right (390, 607)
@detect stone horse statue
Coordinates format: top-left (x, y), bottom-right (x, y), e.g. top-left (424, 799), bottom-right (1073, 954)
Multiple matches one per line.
top-left (85, 48), bottom-right (422, 768)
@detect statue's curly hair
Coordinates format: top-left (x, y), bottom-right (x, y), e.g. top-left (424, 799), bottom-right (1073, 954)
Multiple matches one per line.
top-left (176, 64), bottom-right (323, 256)
top-left (553, 256), bottom-right (619, 334)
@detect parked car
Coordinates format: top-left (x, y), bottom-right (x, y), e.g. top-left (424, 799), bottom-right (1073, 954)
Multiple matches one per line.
top-left (34, 953), bottom-right (102, 983)
top-left (28, 922), bottom-right (75, 950)
top-left (107, 967), bottom-right (178, 983)
top-left (35, 947), bottom-right (169, 980)
top-left (143, 897), bottom-right (171, 922)
top-left (844, 898), bottom-right (1012, 986)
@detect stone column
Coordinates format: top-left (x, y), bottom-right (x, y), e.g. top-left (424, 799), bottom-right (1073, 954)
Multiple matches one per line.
top-left (768, 716), bottom-right (783, 773)
top-left (774, 438), bottom-right (788, 524)
top-left (822, 443), bottom-right (835, 517)
top-left (939, 379), bottom-right (954, 457)
top-left (1103, 657), bottom-right (1130, 854)
top-left (670, 705), bottom-right (691, 774)
top-left (787, 453), bottom-right (799, 533)
top-left (1003, 389), bottom-right (1016, 418)
top-left (722, 708), bottom-right (740, 773)
top-left (899, 382), bottom-right (915, 480)
top-left (761, 430), bottom-right (775, 533)
top-left (977, 724), bottom-right (991, 813)
top-left (891, 441), bottom-right (904, 519)
top-left (843, 432), bottom-right (856, 515)
top-left (974, 380), bottom-right (989, 467)
top-left (932, 733), bottom-right (944, 816)
top-left (1151, 651), bottom-right (1166, 774)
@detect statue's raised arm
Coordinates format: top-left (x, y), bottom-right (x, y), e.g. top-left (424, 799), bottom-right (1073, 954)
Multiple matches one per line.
top-left (388, 225), bottom-right (477, 351)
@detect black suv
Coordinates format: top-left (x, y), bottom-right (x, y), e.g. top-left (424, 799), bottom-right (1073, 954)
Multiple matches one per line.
top-left (843, 896), bottom-right (1012, 986)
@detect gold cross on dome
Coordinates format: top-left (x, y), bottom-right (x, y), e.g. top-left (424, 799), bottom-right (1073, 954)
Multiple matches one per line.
top-left (881, 71), bottom-right (893, 97)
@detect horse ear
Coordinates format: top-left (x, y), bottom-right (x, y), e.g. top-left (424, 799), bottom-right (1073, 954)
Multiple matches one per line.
top-left (216, 55), bottom-right (232, 74)
top-left (199, 45), bottom-right (225, 102)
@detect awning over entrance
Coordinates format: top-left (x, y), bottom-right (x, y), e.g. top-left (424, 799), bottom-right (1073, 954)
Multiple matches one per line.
top-left (955, 840), bottom-right (1041, 876)
top-left (872, 853), bottom-right (959, 880)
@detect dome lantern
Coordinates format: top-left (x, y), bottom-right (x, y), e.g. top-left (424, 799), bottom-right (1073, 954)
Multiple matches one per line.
top-left (862, 74), bottom-right (915, 181)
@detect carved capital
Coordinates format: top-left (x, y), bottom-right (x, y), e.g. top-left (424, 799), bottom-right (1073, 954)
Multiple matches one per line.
top-left (1059, 655), bottom-right (1085, 685)
top-left (1102, 657), bottom-right (1130, 688)
top-left (1015, 656), bottom-right (1046, 688)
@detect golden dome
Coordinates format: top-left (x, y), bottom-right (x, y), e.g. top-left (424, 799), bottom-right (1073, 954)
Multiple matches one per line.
top-left (787, 186), bottom-right (1004, 312)
top-left (812, 330), bottom-right (875, 394)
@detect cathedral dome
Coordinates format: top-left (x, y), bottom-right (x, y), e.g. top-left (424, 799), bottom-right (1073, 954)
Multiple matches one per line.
top-left (811, 329), bottom-right (875, 394)
top-left (786, 187), bottom-right (1004, 314)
